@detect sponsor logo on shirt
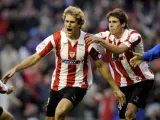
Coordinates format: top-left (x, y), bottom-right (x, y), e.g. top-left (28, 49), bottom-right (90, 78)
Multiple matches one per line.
top-left (112, 53), bottom-right (125, 61)
top-left (62, 59), bottom-right (81, 64)
top-left (38, 42), bottom-right (46, 50)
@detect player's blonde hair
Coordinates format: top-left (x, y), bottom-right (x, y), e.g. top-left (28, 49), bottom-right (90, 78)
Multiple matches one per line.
top-left (106, 8), bottom-right (128, 29)
top-left (62, 6), bottom-right (85, 29)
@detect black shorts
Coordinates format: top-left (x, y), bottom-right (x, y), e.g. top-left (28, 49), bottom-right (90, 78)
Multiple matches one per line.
top-left (46, 87), bottom-right (87, 117)
top-left (0, 106), bottom-right (3, 116)
top-left (119, 80), bottom-right (154, 119)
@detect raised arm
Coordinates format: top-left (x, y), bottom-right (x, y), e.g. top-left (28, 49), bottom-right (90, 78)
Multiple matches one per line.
top-left (2, 53), bottom-right (41, 83)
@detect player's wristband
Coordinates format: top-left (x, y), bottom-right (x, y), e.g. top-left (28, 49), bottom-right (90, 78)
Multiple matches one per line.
top-left (0, 80), bottom-right (8, 93)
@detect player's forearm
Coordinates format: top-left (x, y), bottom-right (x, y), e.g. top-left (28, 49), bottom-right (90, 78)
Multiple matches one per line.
top-left (14, 53), bottom-right (41, 72)
top-left (143, 44), bottom-right (160, 62)
top-left (98, 68), bottom-right (119, 90)
top-left (96, 61), bottom-right (119, 91)
top-left (98, 38), bottom-right (123, 54)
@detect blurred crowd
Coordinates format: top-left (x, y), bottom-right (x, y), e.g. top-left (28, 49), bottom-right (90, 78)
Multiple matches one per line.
top-left (0, 0), bottom-right (160, 120)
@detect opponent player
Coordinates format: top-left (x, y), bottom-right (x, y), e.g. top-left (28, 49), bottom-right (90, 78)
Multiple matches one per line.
top-left (85, 8), bottom-right (154, 120)
top-left (2, 6), bottom-right (125, 120)
top-left (130, 44), bottom-right (160, 67)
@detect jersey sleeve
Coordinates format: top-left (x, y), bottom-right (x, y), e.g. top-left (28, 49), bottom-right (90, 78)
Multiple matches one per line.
top-left (0, 80), bottom-right (8, 94)
top-left (36, 35), bottom-right (55, 57)
top-left (123, 32), bottom-right (142, 49)
top-left (88, 43), bottom-right (102, 61)
top-left (95, 31), bottom-right (109, 39)
top-left (143, 44), bottom-right (160, 62)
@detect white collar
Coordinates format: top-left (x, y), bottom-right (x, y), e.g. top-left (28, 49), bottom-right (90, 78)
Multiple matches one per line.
top-left (61, 30), bottom-right (85, 45)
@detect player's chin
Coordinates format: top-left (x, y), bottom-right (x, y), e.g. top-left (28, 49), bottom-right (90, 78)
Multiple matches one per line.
top-left (67, 32), bottom-right (73, 36)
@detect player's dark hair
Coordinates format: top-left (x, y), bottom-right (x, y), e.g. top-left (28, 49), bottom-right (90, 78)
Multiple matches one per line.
top-left (106, 8), bottom-right (128, 29)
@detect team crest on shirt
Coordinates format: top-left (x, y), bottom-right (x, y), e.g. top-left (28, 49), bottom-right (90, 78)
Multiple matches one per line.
top-left (69, 52), bottom-right (75, 58)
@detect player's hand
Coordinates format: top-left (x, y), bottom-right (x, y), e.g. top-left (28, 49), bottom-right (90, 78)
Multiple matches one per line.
top-left (2, 68), bottom-right (16, 84)
top-left (130, 52), bottom-right (143, 67)
top-left (114, 89), bottom-right (126, 109)
top-left (85, 34), bottom-right (100, 45)
top-left (6, 86), bottom-right (15, 94)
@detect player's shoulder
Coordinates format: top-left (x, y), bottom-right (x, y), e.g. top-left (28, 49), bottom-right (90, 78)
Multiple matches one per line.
top-left (53, 31), bottom-right (62, 39)
top-left (127, 29), bottom-right (142, 43)
top-left (95, 31), bottom-right (110, 39)
top-left (47, 30), bottom-right (64, 44)
top-left (128, 29), bottom-right (141, 36)
top-left (44, 31), bottom-right (61, 41)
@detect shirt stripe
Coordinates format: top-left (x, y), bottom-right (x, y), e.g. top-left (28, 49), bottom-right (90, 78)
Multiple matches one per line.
top-left (53, 32), bottom-right (61, 91)
top-left (97, 29), bottom-right (154, 87)
top-left (36, 30), bottom-right (100, 91)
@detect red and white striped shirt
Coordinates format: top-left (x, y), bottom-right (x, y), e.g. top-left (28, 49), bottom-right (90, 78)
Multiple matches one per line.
top-left (96, 29), bottom-right (154, 87)
top-left (36, 30), bottom-right (100, 91)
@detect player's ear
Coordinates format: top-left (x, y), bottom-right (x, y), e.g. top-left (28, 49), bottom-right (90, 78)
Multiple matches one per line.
top-left (122, 23), bottom-right (125, 28)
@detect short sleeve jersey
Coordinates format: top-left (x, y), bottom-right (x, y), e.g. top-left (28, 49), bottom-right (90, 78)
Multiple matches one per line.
top-left (36, 30), bottom-right (101, 91)
top-left (96, 29), bottom-right (154, 87)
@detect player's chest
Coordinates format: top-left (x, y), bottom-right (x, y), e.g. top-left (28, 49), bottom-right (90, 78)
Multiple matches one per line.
top-left (59, 42), bottom-right (87, 60)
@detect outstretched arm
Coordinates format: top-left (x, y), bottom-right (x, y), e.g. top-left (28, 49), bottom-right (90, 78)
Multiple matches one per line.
top-left (143, 44), bottom-right (160, 62)
top-left (130, 44), bottom-right (160, 67)
top-left (2, 53), bottom-right (41, 83)
top-left (95, 59), bottom-right (126, 108)
top-left (85, 34), bottom-right (128, 54)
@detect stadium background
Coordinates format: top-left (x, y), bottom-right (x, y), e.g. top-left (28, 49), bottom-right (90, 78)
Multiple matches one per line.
top-left (0, 0), bottom-right (160, 120)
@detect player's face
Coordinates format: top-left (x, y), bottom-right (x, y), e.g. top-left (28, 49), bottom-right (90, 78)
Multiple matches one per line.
top-left (64, 14), bottom-right (80, 39)
top-left (108, 16), bottom-right (125, 38)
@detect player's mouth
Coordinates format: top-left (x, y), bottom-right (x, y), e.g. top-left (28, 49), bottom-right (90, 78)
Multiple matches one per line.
top-left (67, 28), bottom-right (72, 34)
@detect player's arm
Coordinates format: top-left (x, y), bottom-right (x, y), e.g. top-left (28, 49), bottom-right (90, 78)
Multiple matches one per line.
top-left (143, 44), bottom-right (160, 61)
top-left (88, 44), bottom-right (120, 90)
top-left (2, 34), bottom-right (55, 83)
top-left (130, 44), bottom-right (160, 67)
top-left (98, 39), bottom-right (128, 54)
top-left (11, 53), bottom-right (41, 72)
top-left (95, 59), bottom-right (119, 90)
top-left (95, 59), bottom-right (126, 107)
top-left (2, 53), bottom-right (41, 83)
top-left (89, 44), bottom-right (126, 107)
top-left (85, 34), bottom-right (128, 54)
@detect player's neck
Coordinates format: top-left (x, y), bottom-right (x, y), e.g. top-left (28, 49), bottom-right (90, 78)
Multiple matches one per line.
top-left (114, 29), bottom-right (125, 39)
top-left (68, 30), bottom-right (80, 40)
